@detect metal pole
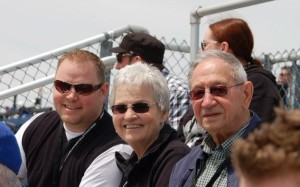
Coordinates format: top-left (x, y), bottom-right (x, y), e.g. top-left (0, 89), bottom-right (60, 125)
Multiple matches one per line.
top-left (190, 0), bottom-right (275, 63)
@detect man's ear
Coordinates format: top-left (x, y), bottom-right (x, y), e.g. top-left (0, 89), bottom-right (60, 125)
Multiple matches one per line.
top-left (242, 81), bottom-right (254, 109)
top-left (132, 56), bottom-right (143, 63)
top-left (99, 83), bottom-right (109, 98)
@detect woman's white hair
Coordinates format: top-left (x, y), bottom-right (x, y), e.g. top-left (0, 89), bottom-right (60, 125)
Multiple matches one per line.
top-left (109, 62), bottom-right (170, 113)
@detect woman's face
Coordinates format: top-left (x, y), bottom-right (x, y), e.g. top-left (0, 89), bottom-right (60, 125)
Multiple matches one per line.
top-left (112, 84), bottom-right (168, 157)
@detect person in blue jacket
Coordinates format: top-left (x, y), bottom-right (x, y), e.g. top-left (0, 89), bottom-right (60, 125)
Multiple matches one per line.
top-left (169, 50), bottom-right (261, 187)
top-left (0, 121), bottom-right (22, 186)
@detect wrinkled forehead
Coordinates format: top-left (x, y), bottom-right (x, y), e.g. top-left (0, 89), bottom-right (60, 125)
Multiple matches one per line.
top-left (191, 59), bottom-right (234, 87)
top-left (194, 58), bottom-right (233, 78)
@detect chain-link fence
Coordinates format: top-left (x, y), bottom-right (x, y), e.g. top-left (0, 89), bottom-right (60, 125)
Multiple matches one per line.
top-left (259, 49), bottom-right (300, 109)
top-left (1, 29), bottom-right (299, 130)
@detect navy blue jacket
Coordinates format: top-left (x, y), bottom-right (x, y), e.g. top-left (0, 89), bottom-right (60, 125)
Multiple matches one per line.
top-left (169, 112), bottom-right (261, 187)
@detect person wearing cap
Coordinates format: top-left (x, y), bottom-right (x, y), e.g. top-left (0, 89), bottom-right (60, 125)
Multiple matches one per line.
top-left (0, 121), bottom-right (22, 187)
top-left (111, 32), bottom-right (190, 130)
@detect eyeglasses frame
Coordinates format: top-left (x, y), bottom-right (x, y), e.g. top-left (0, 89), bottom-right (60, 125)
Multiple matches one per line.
top-left (54, 80), bottom-right (102, 96)
top-left (200, 40), bottom-right (220, 50)
top-left (189, 83), bottom-right (244, 101)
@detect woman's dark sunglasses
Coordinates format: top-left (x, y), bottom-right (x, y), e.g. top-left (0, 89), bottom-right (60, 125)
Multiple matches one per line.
top-left (111, 102), bottom-right (156, 114)
top-left (54, 80), bottom-right (102, 96)
top-left (189, 83), bottom-right (244, 101)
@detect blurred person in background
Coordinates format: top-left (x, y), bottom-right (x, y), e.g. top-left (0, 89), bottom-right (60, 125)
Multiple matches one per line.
top-left (232, 108), bottom-right (300, 187)
top-left (277, 66), bottom-right (292, 108)
top-left (110, 62), bottom-right (190, 187)
top-left (0, 121), bottom-right (22, 187)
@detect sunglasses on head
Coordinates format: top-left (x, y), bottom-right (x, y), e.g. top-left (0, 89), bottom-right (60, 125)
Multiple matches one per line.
top-left (189, 83), bottom-right (244, 101)
top-left (116, 52), bottom-right (136, 62)
top-left (111, 102), bottom-right (156, 115)
top-left (54, 80), bottom-right (102, 96)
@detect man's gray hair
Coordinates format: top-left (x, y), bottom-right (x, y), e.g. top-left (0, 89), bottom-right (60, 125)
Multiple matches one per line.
top-left (188, 50), bottom-right (247, 89)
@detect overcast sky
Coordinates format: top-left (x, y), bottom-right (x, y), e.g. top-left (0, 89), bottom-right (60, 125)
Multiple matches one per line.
top-left (1, 0), bottom-right (299, 67)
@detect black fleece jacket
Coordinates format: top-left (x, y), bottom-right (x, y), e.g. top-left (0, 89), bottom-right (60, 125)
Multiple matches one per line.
top-left (244, 64), bottom-right (281, 122)
top-left (115, 124), bottom-right (190, 187)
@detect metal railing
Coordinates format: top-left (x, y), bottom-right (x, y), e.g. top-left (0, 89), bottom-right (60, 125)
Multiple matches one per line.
top-left (0, 25), bottom-right (191, 113)
top-left (1, 0), bottom-right (299, 128)
top-left (1, 32), bottom-right (299, 112)
top-left (189, 0), bottom-right (275, 63)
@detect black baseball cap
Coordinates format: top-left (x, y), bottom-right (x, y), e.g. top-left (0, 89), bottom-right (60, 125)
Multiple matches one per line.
top-left (111, 32), bottom-right (165, 64)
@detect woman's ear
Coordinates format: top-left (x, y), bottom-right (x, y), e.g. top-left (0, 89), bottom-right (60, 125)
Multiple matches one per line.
top-left (161, 110), bottom-right (169, 124)
top-left (133, 56), bottom-right (143, 63)
top-left (220, 41), bottom-right (230, 52)
top-left (221, 41), bottom-right (235, 55)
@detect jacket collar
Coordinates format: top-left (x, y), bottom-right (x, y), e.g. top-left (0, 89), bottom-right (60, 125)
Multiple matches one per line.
top-left (115, 124), bottom-right (175, 171)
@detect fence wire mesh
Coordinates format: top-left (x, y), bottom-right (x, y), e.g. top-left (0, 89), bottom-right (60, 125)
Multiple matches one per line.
top-left (1, 35), bottom-right (300, 122)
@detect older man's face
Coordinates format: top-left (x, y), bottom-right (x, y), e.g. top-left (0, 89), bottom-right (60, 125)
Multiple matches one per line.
top-left (190, 58), bottom-right (250, 143)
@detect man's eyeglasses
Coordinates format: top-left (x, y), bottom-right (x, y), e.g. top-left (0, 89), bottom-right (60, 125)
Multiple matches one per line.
top-left (54, 80), bottom-right (102, 96)
top-left (280, 73), bottom-right (291, 76)
top-left (200, 41), bottom-right (219, 50)
top-left (116, 53), bottom-right (136, 63)
top-left (111, 102), bottom-right (156, 114)
top-left (189, 83), bottom-right (244, 101)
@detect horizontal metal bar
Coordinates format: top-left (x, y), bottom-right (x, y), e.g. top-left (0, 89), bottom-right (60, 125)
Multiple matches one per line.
top-left (0, 25), bottom-right (148, 75)
top-left (0, 56), bottom-right (117, 100)
top-left (192, 0), bottom-right (275, 20)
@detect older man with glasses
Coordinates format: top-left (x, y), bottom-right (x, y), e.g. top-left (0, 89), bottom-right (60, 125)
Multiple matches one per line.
top-left (169, 50), bottom-right (261, 187)
top-left (15, 50), bottom-right (132, 187)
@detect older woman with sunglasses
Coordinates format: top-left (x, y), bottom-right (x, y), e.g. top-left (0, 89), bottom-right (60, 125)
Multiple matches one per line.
top-left (109, 62), bottom-right (190, 187)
